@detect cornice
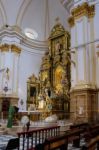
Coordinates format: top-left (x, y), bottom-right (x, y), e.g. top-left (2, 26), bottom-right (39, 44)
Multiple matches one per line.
top-left (61, 0), bottom-right (97, 12)
top-left (0, 25), bottom-right (48, 52)
top-left (68, 2), bottom-right (95, 27)
top-left (71, 2), bottom-right (95, 19)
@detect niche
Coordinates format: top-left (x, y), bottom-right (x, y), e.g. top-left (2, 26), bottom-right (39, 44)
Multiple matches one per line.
top-left (27, 74), bottom-right (39, 109)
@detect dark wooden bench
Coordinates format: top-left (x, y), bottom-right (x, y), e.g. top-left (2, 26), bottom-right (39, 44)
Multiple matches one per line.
top-left (35, 134), bottom-right (68, 150)
top-left (70, 122), bottom-right (89, 130)
top-left (81, 136), bottom-right (99, 150)
top-left (83, 124), bottom-right (99, 142)
top-left (65, 128), bottom-right (84, 148)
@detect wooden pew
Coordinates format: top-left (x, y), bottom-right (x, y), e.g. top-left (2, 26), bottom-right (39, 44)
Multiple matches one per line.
top-left (81, 136), bottom-right (99, 150)
top-left (35, 134), bottom-right (68, 150)
top-left (18, 123), bottom-right (99, 150)
top-left (65, 128), bottom-right (84, 148)
top-left (70, 122), bottom-right (89, 130)
top-left (83, 124), bottom-right (99, 142)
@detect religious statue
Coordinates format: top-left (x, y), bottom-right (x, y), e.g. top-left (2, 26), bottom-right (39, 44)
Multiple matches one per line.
top-left (7, 105), bottom-right (19, 128)
top-left (55, 41), bottom-right (63, 55)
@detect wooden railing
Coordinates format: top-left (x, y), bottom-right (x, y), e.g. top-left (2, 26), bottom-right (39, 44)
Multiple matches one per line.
top-left (17, 126), bottom-right (60, 150)
top-left (17, 123), bottom-right (99, 150)
top-left (35, 128), bottom-right (84, 150)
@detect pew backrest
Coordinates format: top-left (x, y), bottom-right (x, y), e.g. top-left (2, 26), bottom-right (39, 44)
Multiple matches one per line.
top-left (81, 136), bottom-right (99, 150)
top-left (35, 134), bottom-right (68, 150)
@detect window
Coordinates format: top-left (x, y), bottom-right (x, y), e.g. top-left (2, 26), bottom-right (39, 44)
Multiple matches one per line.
top-left (24, 28), bottom-right (38, 40)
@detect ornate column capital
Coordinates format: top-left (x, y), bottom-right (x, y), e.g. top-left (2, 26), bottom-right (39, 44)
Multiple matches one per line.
top-left (11, 44), bottom-right (21, 54)
top-left (0, 44), bottom-right (10, 52)
top-left (0, 44), bottom-right (21, 54)
top-left (71, 2), bottom-right (95, 19)
top-left (68, 2), bottom-right (95, 27)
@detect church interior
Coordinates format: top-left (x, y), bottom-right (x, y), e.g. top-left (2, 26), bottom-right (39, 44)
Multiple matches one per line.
top-left (0, 0), bottom-right (99, 149)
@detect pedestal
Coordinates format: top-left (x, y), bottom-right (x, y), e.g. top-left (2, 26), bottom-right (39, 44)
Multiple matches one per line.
top-left (70, 88), bottom-right (98, 123)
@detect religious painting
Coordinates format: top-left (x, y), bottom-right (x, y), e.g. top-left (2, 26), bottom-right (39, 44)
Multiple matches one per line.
top-left (27, 74), bottom-right (40, 109)
top-left (54, 65), bottom-right (64, 94)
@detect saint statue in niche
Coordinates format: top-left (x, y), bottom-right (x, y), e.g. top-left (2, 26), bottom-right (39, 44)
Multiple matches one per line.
top-left (55, 41), bottom-right (61, 51)
top-left (55, 66), bottom-right (63, 94)
top-left (55, 40), bottom-right (63, 55)
top-left (78, 106), bottom-right (84, 115)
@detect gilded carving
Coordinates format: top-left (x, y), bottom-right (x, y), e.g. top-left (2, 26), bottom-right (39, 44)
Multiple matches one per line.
top-left (0, 44), bottom-right (10, 52)
top-left (39, 22), bottom-right (71, 119)
top-left (68, 2), bottom-right (95, 28)
top-left (71, 2), bottom-right (95, 19)
top-left (0, 44), bottom-right (21, 54)
top-left (49, 23), bottom-right (69, 39)
top-left (68, 16), bottom-right (75, 27)
top-left (11, 44), bottom-right (21, 54)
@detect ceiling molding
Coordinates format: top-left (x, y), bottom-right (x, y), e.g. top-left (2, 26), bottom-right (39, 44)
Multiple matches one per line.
top-left (0, 26), bottom-right (48, 52)
top-left (16, 0), bottom-right (32, 26)
top-left (60, 0), bottom-right (73, 12)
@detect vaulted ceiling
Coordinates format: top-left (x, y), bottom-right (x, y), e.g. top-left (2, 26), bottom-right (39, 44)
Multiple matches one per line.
top-left (0, 0), bottom-right (70, 41)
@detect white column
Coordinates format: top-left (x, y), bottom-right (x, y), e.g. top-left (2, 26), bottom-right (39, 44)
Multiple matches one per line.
top-left (12, 53), bottom-right (20, 96)
top-left (0, 44), bottom-right (21, 96)
top-left (69, 2), bottom-right (95, 89)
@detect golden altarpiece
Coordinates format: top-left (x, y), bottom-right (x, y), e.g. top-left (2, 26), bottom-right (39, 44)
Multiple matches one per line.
top-left (38, 23), bottom-right (71, 119)
top-left (27, 23), bottom-right (70, 120)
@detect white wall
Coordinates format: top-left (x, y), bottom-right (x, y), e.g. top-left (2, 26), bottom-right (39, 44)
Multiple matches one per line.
top-left (18, 47), bottom-right (44, 110)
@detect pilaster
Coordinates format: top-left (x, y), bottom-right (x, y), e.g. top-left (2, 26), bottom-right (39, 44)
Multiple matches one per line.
top-left (68, 2), bottom-right (98, 122)
top-left (0, 44), bottom-right (21, 98)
